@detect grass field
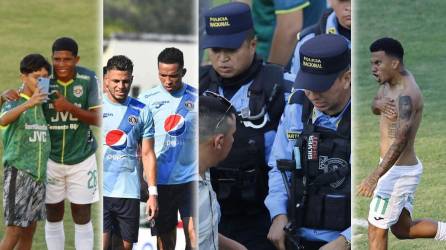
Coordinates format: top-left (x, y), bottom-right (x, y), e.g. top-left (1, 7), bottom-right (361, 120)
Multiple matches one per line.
top-left (353, 0), bottom-right (446, 249)
top-left (0, 1), bottom-right (101, 249)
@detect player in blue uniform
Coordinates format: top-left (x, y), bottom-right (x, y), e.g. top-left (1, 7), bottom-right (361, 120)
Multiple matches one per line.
top-left (138, 47), bottom-right (197, 250)
top-left (102, 55), bottom-right (158, 250)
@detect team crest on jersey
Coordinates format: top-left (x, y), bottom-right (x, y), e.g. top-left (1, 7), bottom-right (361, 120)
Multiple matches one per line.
top-left (185, 101), bottom-right (194, 111)
top-left (164, 114), bottom-right (185, 136)
top-left (319, 156), bottom-right (348, 189)
top-left (73, 85), bottom-right (83, 98)
top-left (128, 115), bottom-right (138, 125)
top-left (105, 129), bottom-right (127, 150)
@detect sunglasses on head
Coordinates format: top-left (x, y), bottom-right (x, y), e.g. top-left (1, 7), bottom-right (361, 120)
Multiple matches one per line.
top-left (203, 90), bottom-right (233, 130)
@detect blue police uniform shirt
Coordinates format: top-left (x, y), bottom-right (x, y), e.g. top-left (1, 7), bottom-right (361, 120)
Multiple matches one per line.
top-left (102, 95), bottom-right (155, 199)
top-left (138, 84), bottom-right (198, 185)
top-left (265, 90), bottom-right (351, 242)
top-left (290, 11), bottom-right (352, 76)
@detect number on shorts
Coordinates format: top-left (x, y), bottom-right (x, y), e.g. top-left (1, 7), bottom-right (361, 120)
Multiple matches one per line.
top-left (373, 195), bottom-right (389, 215)
top-left (87, 170), bottom-right (97, 189)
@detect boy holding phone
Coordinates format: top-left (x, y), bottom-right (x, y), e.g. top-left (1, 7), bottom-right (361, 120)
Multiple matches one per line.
top-left (0, 54), bottom-right (51, 250)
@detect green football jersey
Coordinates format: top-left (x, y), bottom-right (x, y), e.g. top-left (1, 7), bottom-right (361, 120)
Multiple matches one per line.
top-left (1, 93), bottom-right (51, 181)
top-left (43, 66), bottom-right (101, 165)
top-left (252, 0), bottom-right (325, 60)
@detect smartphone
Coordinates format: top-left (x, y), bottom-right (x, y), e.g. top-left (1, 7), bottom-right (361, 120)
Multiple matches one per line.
top-left (37, 77), bottom-right (50, 95)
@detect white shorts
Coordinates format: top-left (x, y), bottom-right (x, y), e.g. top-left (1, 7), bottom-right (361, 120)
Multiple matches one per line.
top-left (46, 154), bottom-right (100, 204)
top-left (368, 160), bottom-right (423, 229)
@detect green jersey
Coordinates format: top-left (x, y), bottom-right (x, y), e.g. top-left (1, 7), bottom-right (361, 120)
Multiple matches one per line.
top-left (252, 0), bottom-right (325, 60)
top-left (1, 93), bottom-right (51, 181)
top-left (43, 66), bottom-right (101, 165)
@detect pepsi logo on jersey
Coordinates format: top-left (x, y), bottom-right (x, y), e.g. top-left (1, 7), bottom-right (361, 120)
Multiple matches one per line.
top-left (105, 129), bottom-right (127, 150)
top-left (164, 114), bottom-right (185, 136)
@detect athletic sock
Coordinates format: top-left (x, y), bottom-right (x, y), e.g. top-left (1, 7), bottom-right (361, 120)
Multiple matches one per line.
top-left (435, 221), bottom-right (446, 241)
top-left (75, 221), bottom-right (94, 250)
top-left (45, 220), bottom-right (65, 250)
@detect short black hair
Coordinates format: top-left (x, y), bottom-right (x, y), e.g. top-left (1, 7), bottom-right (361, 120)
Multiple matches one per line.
top-left (20, 54), bottom-right (51, 74)
top-left (158, 47), bottom-right (184, 68)
top-left (106, 55), bottom-right (133, 74)
top-left (245, 28), bottom-right (256, 41)
top-left (52, 37), bottom-right (79, 56)
top-left (370, 37), bottom-right (404, 62)
top-left (199, 95), bottom-right (236, 143)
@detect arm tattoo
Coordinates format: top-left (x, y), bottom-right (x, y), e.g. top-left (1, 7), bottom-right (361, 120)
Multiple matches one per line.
top-left (375, 95), bottom-right (413, 177)
top-left (399, 96), bottom-right (412, 120)
top-left (388, 122), bottom-right (397, 138)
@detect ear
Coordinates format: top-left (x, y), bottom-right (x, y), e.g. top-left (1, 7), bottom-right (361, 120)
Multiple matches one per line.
top-left (212, 134), bottom-right (225, 150)
top-left (182, 68), bottom-right (187, 76)
top-left (20, 74), bottom-right (26, 83)
top-left (391, 59), bottom-right (399, 70)
top-left (249, 37), bottom-right (257, 52)
top-left (342, 69), bottom-right (351, 89)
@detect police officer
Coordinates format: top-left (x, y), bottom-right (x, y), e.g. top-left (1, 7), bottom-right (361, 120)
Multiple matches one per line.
top-left (200, 2), bottom-right (291, 249)
top-left (266, 34), bottom-right (351, 250)
top-left (289, 0), bottom-right (351, 75)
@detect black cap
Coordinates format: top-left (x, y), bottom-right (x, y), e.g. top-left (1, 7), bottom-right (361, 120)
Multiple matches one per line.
top-left (295, 34), bottom-right (350, 92)
top-left (202, 2), bottom-right (253, 49)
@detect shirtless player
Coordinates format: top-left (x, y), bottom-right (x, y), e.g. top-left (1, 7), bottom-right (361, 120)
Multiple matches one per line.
top-left (357, 37), bottom-right (445, 249)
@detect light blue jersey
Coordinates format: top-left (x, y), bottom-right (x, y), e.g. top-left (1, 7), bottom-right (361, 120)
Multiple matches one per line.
top-left (102, 95), bottom-right (154, 198)
top-left (139, 84), bottom-right (197, 185)
top-left (265, 90), bottom-right (351, 242)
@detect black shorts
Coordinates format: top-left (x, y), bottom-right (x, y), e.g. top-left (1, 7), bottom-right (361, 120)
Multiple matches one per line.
top-left (155, 181), bottom-right (197, 234)
top-left (103, 197), bottom-right (140, 243)
top-left (3, 166), bottom-right (46, 227)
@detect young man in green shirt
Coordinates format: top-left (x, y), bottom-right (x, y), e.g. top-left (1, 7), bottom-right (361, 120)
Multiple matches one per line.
top-left (43, 37), bottom-right (101, 250)
top-left (0, 54), bottom-right (51, 250)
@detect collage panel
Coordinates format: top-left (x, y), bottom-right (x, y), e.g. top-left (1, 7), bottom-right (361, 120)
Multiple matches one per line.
top-left (199, 0), bottom-right (351, 249)
top-left (0, 0), bottom-right (101, 249)
top-left (354, 0), bottom-right (446, 249)
top-left (102, 0), bottom-right (198, 249)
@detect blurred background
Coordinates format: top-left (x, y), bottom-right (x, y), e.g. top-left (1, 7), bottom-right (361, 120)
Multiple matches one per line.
top-left (103, 0), bottom-right (198, 98)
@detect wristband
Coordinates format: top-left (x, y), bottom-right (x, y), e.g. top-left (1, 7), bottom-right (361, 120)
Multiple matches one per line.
top-left (148, 186), bottom-right (158, 196)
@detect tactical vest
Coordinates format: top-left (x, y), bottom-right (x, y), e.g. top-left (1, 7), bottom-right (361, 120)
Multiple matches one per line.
top-left (291, 91), bottom-right (351, 231)
top-left (200, 64), bottom-right (285, 215)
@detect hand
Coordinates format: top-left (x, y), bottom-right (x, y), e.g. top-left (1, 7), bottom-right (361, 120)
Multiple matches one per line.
top-left (319, 235), bottom-right (350, 250)
top-left (267, 214), bottom-right (288, 250)
top-left (146, 195), bottom-right (158, 221)
top-left (1, 89), bottom-right (20, 102)
top-left (26, 88), bottom-right (48, 108)
top-left (378, 97), bottom-right (397, 121)
top-left (357, 172), bottom-right (380, 197)
top-left (53, 91), bottom-right (73, 112)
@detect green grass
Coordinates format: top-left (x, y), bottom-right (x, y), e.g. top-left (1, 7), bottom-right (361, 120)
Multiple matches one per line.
top-left (0, 1), bottom-right (101, 249)
top-left (353, 0), bottom-right (446, 249)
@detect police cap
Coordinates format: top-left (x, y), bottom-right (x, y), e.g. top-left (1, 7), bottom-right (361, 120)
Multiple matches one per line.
top-left (202, 2), bottom-right (253, 49)
top-left (295, 34), bottom-right (350, 92)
